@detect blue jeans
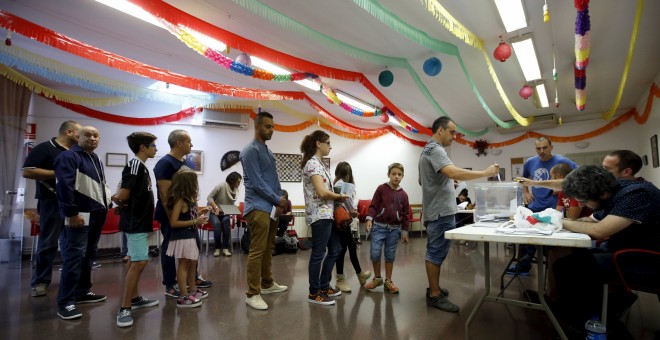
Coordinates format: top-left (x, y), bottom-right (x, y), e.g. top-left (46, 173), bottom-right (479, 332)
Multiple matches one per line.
top-left (57, 210), bottom-right (106, 309)
top-left (308, 219), bottom-right (341, 294)
top-left (31, 198), bottom-right (64, 287)
top-left (209, 213), bottom-right (231, 249)
top-left (369, 224), bottom-right (401, 263)
top-left (159, 217), bottom-right (177, 287)
top-left (425, 215), bottom-right (455, 265)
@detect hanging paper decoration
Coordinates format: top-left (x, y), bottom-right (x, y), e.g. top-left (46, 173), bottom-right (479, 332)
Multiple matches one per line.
top-left (519, 85), bottom-right (533, 99)
top-left (543, 1), bottom-right (550, 23)
top-left (422, 57), bottom-right (442, 76)
top-left (493, 40), bottom-right (512, 62)
top-left (4, 30), bottom-right (10, 46)
top-left (602, 0), bottom-right (644, 120)
top-left (574, 0), bottom-right (590, 110)
top-left (378, 70), bottom-right (393, 87)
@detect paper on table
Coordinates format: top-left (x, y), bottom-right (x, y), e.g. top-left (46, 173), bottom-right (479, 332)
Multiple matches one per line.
top-left (457, 201), bottom-right (469, 209)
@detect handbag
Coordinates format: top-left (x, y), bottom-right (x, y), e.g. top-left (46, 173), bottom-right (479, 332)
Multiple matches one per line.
top-left (334, 204), bottom-right (352, 230)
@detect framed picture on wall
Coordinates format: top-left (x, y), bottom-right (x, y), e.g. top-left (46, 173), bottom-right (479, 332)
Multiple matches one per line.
top-left (651, 134), bottom-right (659, 168)
top-left (185, 150), bottom-right (204, 174)
top-left (106, 153), bottom-right (128, 167)
top-left (274, 153), bottom-right (302, 182)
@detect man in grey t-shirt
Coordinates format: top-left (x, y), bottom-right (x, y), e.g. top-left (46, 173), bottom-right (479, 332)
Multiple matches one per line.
top-left (419, 117), bottom-right (499, 313)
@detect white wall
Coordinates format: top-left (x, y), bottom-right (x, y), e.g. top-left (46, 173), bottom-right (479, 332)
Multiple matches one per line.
top-left (24, 92), bottom-right (659, 212)
top-left (634, 73), bottom-right (660, 184)
top-left (18, 86), bottom-right (659, 252)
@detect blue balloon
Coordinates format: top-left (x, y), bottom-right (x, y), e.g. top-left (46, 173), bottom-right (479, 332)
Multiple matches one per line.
top-left (423, 57), bottom-right (442, 76)
top-left (378, 70), bottom-right (394, 87)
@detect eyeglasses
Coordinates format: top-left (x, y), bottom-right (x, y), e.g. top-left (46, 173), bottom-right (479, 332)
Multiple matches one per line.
top-left (320, 141), bottom-right (331, 146)
top-left (148, 144), bottom-right (157, 148)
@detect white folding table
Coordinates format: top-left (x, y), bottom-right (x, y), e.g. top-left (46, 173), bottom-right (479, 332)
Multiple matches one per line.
top-left (445, 225), bottom-right (591, 340)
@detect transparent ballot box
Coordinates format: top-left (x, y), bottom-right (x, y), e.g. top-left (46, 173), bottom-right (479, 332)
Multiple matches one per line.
top-left (473, 182), bottom-right (523, 223)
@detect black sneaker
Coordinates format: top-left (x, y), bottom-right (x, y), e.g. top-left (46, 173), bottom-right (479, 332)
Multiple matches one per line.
top-left (58, 305), bottom-right (82, 320)
top-left (131, 296), bottom-right (159, 310)
top-left (76, 292), bottom-right (107, 304)
top-left (426, 294), bottom-right (460, 313)
top-left (195, 275), bottom-right (212, 288)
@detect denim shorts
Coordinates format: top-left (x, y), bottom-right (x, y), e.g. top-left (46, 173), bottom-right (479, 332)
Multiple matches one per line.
top-left (370, 223), bottom-right (401, 263)
top-left (126, 233), bottom-right (150, 262)
top-left (425, 215), bottom-right (455, 265)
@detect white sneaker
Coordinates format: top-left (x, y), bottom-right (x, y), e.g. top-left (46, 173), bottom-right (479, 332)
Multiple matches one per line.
top-left (261, 282), bottom-right (288, 295)
top-left (222, 249), bottom-right (232, 256)
top-left (213, 249), bottom-right (220, 257)
top-left (246, 294), bottom-right (268, 310)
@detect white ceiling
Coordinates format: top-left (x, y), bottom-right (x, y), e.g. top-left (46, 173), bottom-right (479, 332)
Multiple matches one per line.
top-left (1, 0), bottom-right (659, 139)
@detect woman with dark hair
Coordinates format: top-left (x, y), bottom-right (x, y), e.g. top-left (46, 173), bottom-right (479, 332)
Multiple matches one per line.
top-left (333, 162), bottom-right (371, 292)
top-left (207, 171), bottom-right (242, 257)
top-left (301, 130), bottom-right (346, 305)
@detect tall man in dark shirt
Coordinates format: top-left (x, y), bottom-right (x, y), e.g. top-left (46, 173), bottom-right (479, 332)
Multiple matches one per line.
top-left (23, 120), bottom-right (80, 298)
top-left (154, 129), bottom-right (211, 298)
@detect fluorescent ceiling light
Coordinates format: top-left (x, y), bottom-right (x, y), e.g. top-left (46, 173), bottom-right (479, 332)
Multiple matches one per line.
top-left (95, 0), bottom-right (164, 28)
top-left (511, 37), bottom-right (542, 81)
top-left (148, 82), bottom-right (212, 98)
top-left (98, 1), bottom-right (321, 93)
top-left (493, 0), bottom-right (527, 33)
top-left (335, 91), bottom-right (375, 112)
top-left (534, 83), bottom-right (549, 108)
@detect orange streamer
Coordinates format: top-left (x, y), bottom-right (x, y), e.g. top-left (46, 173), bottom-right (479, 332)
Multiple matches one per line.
top-left (455, 83), bottom-right (658, 148)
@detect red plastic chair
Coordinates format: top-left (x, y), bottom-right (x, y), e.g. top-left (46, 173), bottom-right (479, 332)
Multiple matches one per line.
top-left (198, 220), bottom-right (214, 256)
top-left (601, 248), bottom-right (660, 326)
top-left (357, 199), bottom-right (371, 223)
top-left (102, 208), bottom-right (121, 235)
top-left (30, 221), bottom-right (40, 262)
top-left (409, 206), bottom-right (423, 237)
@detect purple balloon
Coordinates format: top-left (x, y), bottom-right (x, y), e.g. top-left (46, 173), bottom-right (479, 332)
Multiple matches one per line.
top-left (235, 52), bottom-right (252, 67)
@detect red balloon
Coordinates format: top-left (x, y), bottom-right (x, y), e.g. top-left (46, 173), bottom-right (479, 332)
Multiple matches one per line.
top-left (380, 113), bottom-right (389, 123)
top-left (519, 85), bottom-right (533, 99)
top-left (493, 41), bottom-right (512, 62)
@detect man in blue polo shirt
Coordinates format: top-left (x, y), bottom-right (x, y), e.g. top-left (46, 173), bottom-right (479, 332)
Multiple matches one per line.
top-left (23, 120), bottom-right (80, 298)
top-left (507, 137), bottom-right (577, 275)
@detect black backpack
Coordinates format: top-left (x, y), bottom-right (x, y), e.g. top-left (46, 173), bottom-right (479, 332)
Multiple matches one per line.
top-left (241, 229), bottom-right (250, 253)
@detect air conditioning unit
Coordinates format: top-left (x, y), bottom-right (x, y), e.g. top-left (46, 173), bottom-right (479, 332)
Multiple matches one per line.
top-left (495, 114), bottom-right (557, 134)
top-left (203, 109), bottom-right (249, 129)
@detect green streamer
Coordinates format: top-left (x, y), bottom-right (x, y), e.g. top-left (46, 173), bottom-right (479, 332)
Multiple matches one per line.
top-left (354, 0), bottom-right (515, 129)
top-left (231, 0), bottom-right (488, 137)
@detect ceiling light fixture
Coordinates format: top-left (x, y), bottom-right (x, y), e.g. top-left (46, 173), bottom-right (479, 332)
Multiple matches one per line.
top-left (335, 91), bottom-right (376, 112)
top-left (493, 0), bottom-right (528, 33)
top-left (511, 34), bottom-right (542, 82)
top-left (534, 83), bottom-right (550, 108)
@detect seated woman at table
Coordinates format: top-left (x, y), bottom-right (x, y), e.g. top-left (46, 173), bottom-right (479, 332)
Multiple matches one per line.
top-left (456, 188), bottom-right (474, 210)
top-left (553, 166), bottom-right (660, 332)
top-left (455, 189), bottom-right (474, 229)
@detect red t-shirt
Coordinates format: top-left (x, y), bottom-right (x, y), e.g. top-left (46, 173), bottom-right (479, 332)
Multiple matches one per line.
top-left (557, 191), bottom-right (593, 218)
